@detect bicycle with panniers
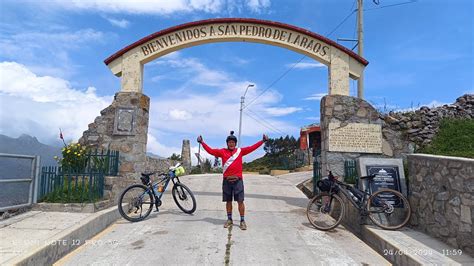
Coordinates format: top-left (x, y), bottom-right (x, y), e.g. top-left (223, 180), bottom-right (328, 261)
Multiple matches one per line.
top-left (306, 171), bottom-right (411, 231)
top-left (118, 163), bottom-right (196, 222)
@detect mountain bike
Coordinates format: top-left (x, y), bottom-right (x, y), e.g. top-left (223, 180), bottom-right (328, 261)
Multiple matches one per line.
top-left (306, 171), bottom-right (411, 231)
top-left (118, 163), bottom-right (196, 222)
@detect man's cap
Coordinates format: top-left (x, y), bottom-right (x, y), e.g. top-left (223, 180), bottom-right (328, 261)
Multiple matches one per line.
top-left (226, 131), bottom-right (237, 143)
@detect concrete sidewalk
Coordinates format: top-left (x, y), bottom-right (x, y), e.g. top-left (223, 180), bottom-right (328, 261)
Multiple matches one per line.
top-left (0, 206), bottom-right (120, 265)
top-left (3, 173), bottom-right (472, 265)
top-left (54, 174), bottom-right (389, 265)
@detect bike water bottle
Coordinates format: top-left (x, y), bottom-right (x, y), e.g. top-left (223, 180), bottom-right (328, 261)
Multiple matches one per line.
top-left (348, 191), bottom-right (358, 202)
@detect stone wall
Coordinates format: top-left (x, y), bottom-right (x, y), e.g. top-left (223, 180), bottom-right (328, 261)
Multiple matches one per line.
top-left (103, 157), bottom-right (178, 204)
top-left (146, 156), bottom-right (178, 174)
top-left (383, 94), bottom-right (473, 152)
top-left (320, 94), bottom-right (473, 175)
top-left (79, 92), bottom-right (150, 180)
top-left (320, 95), bottom-right (386, 177)
top-left (408, 154), bottom-right (473, 256)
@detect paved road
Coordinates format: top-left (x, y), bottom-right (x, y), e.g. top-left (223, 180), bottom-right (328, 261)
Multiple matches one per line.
top-left (56, 174), bottom-right (388, 265)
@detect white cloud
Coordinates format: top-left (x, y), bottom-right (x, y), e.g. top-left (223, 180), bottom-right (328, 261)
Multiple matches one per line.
top-left (169, 109), bottom-right (193, 120)
top-left (1, 29), bottom-right (104, 51)
top-left (104, 17), bottom-right (130, 28)
top-left (0, 62), bottom-right (112, 144)
top-left (304, 93), bottom-right (326, 101)
top-left (288, 62), bottom-right (325, 69)
top-left (305, 116), bottom-right (320, 121)
top-left (0, 28), bottom-right (107, 78)
top-left (393, 100), bottom-right (448, 113)
top-left (421, 100), bottom-right (446, 108)
top-left (147, 134), bottom-right (181, 158)
top-left (146, 53), bottom-right (299, 150)
top-left (247, 0), bottom-right (271, 13)
top-left (50, 0), bottom-right (270, 14)
top-left (264, 107), bottom-right (302, 116)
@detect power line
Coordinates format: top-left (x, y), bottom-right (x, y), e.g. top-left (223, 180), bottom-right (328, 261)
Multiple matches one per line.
top-left (243, 1), bottom-right (358, 109)
top-left (350, 0), bottom-right (358, 12)
top-left (245, 110), bottom-right (287, 136)
top-left (245, 108), bottom-right (288, 136)
top-left (243, 55), bottom-right (306, 109)
top-left (365, 0), bottom-right (417, 11)
top-left (243, 110), bottom-right (288, 136)
top-left (243, 112), bottom-right (280, 135)
top-left (325, 9), bottom-right (357, 37)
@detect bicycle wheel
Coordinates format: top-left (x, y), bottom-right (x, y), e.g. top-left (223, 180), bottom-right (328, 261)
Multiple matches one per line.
top-left (367, 189), bottom-right (411, 230)
top-left (306, 193), bottom-right (345, 231)
top-left (172, 183), bottom-right (196, 214)
top-left (118, 184), bottom-right (154, 222)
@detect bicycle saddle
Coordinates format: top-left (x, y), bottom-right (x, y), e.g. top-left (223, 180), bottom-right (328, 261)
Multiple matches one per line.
top-left (141, 172), bottom-right (154, 177)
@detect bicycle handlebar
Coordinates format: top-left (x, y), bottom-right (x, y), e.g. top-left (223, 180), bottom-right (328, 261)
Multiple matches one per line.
top-left (141, 171), bottom-right (167, 177)
top-left (360, 174), bottom-right (376, 179)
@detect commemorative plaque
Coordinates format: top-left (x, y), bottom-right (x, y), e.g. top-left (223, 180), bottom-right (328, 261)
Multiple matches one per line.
top-left (357, 157), bottom-right (407, 197)
top-left (366, 165), bottom-right (403, 207)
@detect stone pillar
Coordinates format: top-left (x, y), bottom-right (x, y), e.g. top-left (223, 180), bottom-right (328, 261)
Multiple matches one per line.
top-left (328, 48), bottom-right (350, 96)
top-left (79, 92), bottom-right (150, 180)
top-left (181, 140), bottom-right (191, 172)
top-left (121, 56), bottom-right (143, 93)
top-left (320, 95), bottom-right (383, 177)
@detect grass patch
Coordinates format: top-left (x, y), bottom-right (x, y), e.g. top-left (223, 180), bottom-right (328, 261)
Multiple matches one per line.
top-left (421, 118), bottom-right (474, 158)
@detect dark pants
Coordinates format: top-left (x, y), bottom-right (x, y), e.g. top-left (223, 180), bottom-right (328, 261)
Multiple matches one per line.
top-left (222, 178), bottom-right (244, 202)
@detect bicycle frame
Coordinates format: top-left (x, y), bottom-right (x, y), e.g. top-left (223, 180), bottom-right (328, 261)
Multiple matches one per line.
top-left (334, 179), bottom-right (393, 215)
top-left (336, 183), bottom-right (369, 212)
top-left (140, 171), bottom-right (182, 203)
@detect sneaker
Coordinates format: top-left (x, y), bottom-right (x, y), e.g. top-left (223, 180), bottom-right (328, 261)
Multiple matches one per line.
top-left (224, 219), bottom-right (233, 228)
top-left (239, 221), bottom-right (247, 230)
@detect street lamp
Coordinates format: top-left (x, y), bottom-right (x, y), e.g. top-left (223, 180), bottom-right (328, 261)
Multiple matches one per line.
top-left (238, 84), bottom-right (254, 147)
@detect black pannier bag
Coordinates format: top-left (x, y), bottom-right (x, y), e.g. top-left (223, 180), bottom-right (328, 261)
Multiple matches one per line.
top-left (140, 175), bottom-right (150, 185)
top-left (317, 179), bottom-right (339, 193)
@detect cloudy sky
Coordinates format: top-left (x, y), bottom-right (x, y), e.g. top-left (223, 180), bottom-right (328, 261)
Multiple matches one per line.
top-left (0, 0), bottom-right (472, 162)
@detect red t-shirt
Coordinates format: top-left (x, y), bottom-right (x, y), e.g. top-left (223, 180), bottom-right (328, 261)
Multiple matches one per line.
top-left (201, 140), bottom-right (264, 179)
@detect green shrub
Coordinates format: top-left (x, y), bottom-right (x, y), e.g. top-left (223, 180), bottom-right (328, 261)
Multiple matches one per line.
top-left (421, 118), bottom-right (474, 158)
top-left (40, 176), bottom-right (100, 203)
top-left (55, 143), bottom-right (89, 172)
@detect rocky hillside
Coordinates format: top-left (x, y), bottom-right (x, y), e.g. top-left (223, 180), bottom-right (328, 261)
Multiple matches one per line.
top-left (383, 94), bottom-right (473, 150)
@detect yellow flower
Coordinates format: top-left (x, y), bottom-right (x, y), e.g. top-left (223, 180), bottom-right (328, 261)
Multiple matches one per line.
top-left (77, 154), bottom-right (81, 157)
top-left (62, 148), bottom-right (65, 151)
top-left (74, 152), bottom-right (77, 155)
top-left (77, 143), bottom-right (81, 147)
top-left (67, 150), bottom-right (70, 153)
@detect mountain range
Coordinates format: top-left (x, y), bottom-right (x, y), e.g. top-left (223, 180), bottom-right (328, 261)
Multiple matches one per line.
top-left (0, 134), bottom-right (61, 168)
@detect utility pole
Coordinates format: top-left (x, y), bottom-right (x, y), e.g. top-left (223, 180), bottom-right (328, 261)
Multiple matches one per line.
top-left (357, 0), bottom-right (364, 99)
top-left (238, 84), bottom-right (254, 147)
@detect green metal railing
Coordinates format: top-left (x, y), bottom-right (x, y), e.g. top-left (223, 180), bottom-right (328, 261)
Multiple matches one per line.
top-left (39, 167), bottom-right (104, 203)
top-left (312, 159), bottom-right (358, 195)
top-left (344, 160), bottom-right (358, 184)
top-left (313, 160), bottom-right (322, 195)
top-left (38, 149), bottom-right (119, 203)
top-left (83, 149), bottom-right (120, 176)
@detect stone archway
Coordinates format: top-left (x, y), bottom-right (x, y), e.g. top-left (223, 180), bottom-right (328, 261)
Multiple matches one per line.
top-left (104, 18), bottom-right (368, 96)
top-left (80, 18), bottom-right (370, 184)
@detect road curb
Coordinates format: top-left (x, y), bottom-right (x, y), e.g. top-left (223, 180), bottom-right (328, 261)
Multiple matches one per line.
top-left (360, 226), bottom-right (474, 265)
top-left (6, 205), bottom-right (121, 266)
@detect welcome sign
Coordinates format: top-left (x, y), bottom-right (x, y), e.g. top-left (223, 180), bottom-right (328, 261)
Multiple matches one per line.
top-left (104, 18), bottom-right (368, 95)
